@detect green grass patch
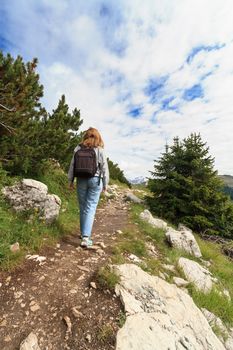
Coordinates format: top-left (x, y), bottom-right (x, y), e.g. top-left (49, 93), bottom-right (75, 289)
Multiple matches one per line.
top-left (97, 265), bottom-right (120, 290)
top-left (196, 237), bottom-right (233, 299)
top-left (117, 311), bottom-right (126, 328)
top-left (116, 230), bottom-right (147, 258)
top-left (97, 324), bottom-right (114, 343)
top-left (187, 284), bottom-right (233, 326)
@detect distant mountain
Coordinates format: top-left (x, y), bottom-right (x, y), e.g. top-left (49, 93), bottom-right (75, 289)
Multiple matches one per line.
top-left (219, 175), bottom-right (233, 200)
top-left (219, 175), bottom-right (233, 187)
top-left (129, 176), bottom-right (148, 185)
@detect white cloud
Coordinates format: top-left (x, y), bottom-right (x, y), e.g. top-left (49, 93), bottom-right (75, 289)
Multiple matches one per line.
top-left (2, 0), bottom-right (233, 178)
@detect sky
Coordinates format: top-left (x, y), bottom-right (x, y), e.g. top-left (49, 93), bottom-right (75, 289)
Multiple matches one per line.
top-left (1, 0), bottom-right (233, 179)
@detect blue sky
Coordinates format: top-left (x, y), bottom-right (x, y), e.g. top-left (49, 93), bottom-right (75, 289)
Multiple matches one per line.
top-left (1, 0), bottom-right (233, 178)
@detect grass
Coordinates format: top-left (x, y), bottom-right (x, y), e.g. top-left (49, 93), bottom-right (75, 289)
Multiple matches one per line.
top-left (187, 284), bottom-right (233, 326)
top-left (117, 311), bottom-right (126, 328)
top-left (97, 265), bottom-right (120, 290)
top-left (0, 161), bottom-right (79, 270)
top-left (97, 324), bottom-right (115, 343)
top-left (115, 229), bottom-right (147, 257)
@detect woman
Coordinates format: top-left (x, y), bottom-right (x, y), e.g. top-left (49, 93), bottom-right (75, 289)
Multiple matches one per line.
top-left (68, 128), bottom-right (109, 248)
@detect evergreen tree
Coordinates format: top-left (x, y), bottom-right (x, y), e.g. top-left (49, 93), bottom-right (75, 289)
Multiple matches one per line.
top-left (40, 95), bottom-right (83, 170)
top-left (0, 51), bottom-right (83, 175)
top-left (0, 51), bottom-right (44, 174)
top-left (222, 186), bottom-right (233, 200)
top-left (107, 158), bottom-right (131, 187)
top-left (148, 133), bottom-right (233, 237)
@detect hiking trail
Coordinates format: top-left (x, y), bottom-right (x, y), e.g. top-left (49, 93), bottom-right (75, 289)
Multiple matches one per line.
top-left (0, 186), bottom-right (130, 350)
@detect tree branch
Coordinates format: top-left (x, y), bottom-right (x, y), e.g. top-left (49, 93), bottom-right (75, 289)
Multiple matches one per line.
top-left (0, 121), bottom-right (16, 133)
top-left (0, 103), bottom-right (16, 112)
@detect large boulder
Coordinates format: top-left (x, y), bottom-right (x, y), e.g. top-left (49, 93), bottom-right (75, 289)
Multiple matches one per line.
top-left (114, 264), bottom-right (224, 350)
top-left (139, 209), bottom-right (167, 230)
top-left (178, 257), bottom-right (214, 293)
top-left (2, 179), bottom-right (61, 224)
top-left (166, 225), bottom-right (202, 257)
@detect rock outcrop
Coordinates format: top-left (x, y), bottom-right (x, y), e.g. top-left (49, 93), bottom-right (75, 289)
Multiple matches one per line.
top-left (178, 257), bottom-right (214, 293)
top-left (2, 179), bottom-right (61, 224)
top-left (114, 264), bottom-right (225, 350)
top-left (139, 209), bottom-right (167, 230)
top-left (166, 225), bottom-right (202, 257)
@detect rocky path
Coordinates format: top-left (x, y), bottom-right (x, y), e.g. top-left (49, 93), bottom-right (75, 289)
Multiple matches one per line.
top-left (0, 187), bottom-right (129, 350)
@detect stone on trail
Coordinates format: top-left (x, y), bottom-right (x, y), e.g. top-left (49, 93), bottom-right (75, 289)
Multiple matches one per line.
top-left (20, 332), bottom-right (41, 350)
top-left (116, 230), bottom-right (123, 234)
top-left (139, 209), bottom-right (167, 230)
top-left (178, 257), bottom-right (213, 293)
top-left (72, 307), bottom-right (84, 318)
top-left (90, 281), bottom-right (97, 289)
top-left (63, 316), bottom-right (72, 340)
top-left (114, 264), bottom-right (224, 350)
top-left (26, 255), bottom-right (46, 265)
top-left (124, 192), bottom-right (143, 204)
top-left (166, 225), bottom-right (202, 258)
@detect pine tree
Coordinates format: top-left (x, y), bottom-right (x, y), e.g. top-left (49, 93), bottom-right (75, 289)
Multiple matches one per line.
top-left (0, 51), bottom-right (83, 175)
top-left (107, 158), bottom-right (131, 187)
top-left (148, 133), bottom-right (233, 237)
top-left (40, 94), bottom-right (83, 169)
top-left (0, 51), bottom-right (44, 174)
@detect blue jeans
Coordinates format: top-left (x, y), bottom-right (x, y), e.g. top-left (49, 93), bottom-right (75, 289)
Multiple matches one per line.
top-left (77, 177), bottom-right (103, 238)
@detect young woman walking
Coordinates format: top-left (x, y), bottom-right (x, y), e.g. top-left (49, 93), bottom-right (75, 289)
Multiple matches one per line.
top-left (68, 128), bottom-right (109, 248)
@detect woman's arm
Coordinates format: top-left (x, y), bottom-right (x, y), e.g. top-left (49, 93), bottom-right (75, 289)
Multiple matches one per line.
top-left (101, 149), bottom-right (109, 190)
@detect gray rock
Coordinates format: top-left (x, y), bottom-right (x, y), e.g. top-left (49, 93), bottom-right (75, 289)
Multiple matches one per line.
top-left (114, 264), bottom-right (224, 350)
top-left (2, 179), bottom-right (61, 224)
top-left (20, 332), bottom-right (41, 350)
top-left (166, 226), bottom-right (202, 257)
top-left (178, 257), bottom-right (213, 293)
top-left (124, 192), bottom-right (142, 204)
top-left (139, 209), bottom-right (167, 230)
top-left (173, 277), bottom-right (189, 287)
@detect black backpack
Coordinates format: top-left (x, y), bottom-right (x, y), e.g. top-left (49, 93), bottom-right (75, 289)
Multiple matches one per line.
top-left (73, 145), bottom-right (98, 178)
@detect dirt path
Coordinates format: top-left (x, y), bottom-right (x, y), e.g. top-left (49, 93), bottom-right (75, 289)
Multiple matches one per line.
top-left (0, 187), bottom-right (129, 350)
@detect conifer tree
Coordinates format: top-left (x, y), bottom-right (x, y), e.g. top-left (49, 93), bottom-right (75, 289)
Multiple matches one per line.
top-left (0, 51), bottom-right (44, 174)
top-left (0, 51), bottom-right (83, 175)
top-left (107, 158), bottom-right (131, 187)
top-left (148, 133), bottom-right (233, 237)
top-left (41, 95), bottom-right (83, 169)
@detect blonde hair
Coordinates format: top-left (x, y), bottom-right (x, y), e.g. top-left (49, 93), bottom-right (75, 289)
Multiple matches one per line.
top-left (81, 127), bottom-right (104, 148)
